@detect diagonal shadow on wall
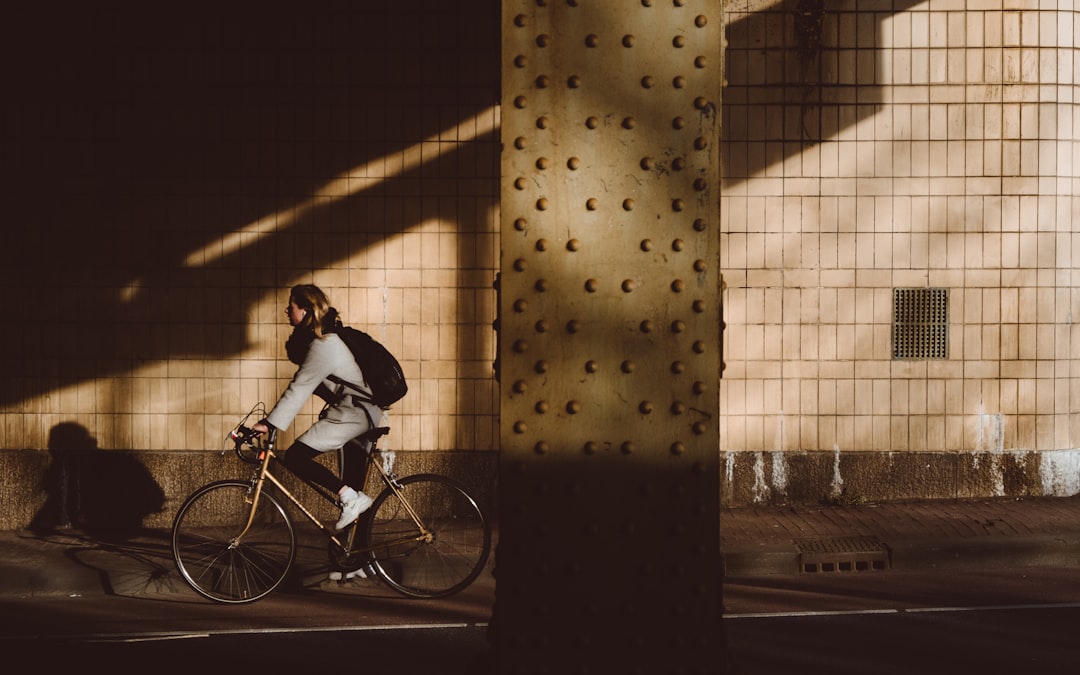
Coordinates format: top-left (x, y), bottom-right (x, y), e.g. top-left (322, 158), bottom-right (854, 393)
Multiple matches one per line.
top-left (723, 0), bottom-right (926, 179)
top-left (0, 1), bottom-right (500, 408)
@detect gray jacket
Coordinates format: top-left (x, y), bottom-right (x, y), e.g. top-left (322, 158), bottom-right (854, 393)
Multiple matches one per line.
top-left (265, 333), bottom-right (383, 451)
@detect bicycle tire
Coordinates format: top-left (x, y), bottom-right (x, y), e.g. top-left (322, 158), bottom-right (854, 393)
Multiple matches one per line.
top-left (171, 480), bottom-right (296, 604)
top-left (364, 473), bottom-right (491, 599)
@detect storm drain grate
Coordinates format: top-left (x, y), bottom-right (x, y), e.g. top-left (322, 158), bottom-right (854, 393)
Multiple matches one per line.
top-left (795, 535), bottom-right (890, 573)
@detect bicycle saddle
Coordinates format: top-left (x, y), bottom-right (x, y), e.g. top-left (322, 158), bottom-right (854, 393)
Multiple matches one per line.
top-left (356, 426), bottom-right (390, 442)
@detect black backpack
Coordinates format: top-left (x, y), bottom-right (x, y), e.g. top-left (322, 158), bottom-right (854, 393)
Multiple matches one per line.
top-left (328, 326), bottom-right (408, 409)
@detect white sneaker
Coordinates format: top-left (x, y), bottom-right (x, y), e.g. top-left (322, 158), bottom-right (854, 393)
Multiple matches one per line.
top-left (335, 491), bottom-right (373, 530)
top-left (345, 566), bottom-right (370, 580)
top-left (328, 565), bottom-right (372, 582)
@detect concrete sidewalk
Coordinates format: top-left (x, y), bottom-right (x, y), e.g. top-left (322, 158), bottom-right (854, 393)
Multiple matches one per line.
top-left (1, 495), bottom-right (1079, 597)
top-left (721, 494), bottom-right (1080, 576)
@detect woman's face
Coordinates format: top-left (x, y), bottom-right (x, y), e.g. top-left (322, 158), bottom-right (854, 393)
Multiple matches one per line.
top-left (285, 298), bottom-right (306, 327)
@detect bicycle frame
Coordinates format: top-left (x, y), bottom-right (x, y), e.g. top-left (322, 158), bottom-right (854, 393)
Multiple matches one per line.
top-left (236, 430), bottom-right (433, 558)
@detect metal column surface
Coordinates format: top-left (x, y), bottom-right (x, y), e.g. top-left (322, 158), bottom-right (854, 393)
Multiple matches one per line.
top-left (496, 1), bottom-right (726, 671)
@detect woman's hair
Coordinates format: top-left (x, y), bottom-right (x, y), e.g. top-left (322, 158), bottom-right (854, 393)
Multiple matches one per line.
top-left (289, 284), bottom-right (336, 338)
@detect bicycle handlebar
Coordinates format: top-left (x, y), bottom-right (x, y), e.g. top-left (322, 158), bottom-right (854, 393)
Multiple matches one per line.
top-left (229, 425), bottom-right (277, 464)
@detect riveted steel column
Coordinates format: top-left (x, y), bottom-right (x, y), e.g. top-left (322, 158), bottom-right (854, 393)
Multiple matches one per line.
top-left (496, 1), bottom-right (726, 672)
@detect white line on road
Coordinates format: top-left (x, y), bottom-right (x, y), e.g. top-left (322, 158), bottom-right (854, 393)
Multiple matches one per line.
top-left (724, 602), bottom-right (1080, 619)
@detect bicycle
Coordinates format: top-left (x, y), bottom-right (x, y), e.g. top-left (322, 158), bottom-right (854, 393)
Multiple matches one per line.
top-left (171, 404), bottom-right (492, 604)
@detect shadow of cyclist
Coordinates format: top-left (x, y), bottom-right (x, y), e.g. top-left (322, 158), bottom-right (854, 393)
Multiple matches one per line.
top-left (30, 422), bottom-right (166, 542)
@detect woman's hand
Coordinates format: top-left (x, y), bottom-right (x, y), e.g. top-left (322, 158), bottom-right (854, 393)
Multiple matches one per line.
top-left (252, 421), bottom-right (270, 435)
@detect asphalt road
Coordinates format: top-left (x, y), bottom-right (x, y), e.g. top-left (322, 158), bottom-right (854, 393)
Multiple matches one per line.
top-left (4, 561), bottom-right (1079, 673)
top-left (723, 565), bottom-right (1080, 674)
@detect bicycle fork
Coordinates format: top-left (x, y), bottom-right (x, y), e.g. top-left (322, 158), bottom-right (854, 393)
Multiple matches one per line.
top-left (229, 447), bottom-right (275, 548)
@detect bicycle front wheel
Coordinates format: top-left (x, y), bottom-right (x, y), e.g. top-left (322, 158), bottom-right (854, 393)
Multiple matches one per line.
top-left (365, 473), bottom-right (491, 599)
top-left (171, 480), bottom-right (296, 604)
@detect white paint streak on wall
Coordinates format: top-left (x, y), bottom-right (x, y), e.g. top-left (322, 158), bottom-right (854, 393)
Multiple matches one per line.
top-left (771, 451), bottom-right (788, 494)
top-left (775, 410), bottom-right (785, 454)
top-left (973, 408), bottom-right (1007, 495)
top-left (1039, 449), bottom-right (1080, 496)
top-left (829, 444), bottom-right (843, 500)
top-left (751, 451), bottom-right (770, 503)
top-left (768, 451), bottom-right (788, 502)
top-left (724, 451), bottom-right (736, 485)
top-left (990, 452), bottom-right (1004, 496)
top-left (975, 409), bottom-right (1005, 453)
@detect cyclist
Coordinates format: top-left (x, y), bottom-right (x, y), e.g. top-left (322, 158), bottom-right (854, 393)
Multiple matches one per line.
top-left (252, 284), bottom-right (382, 530)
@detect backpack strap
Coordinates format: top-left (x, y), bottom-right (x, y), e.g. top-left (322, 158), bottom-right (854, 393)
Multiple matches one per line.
top-left (327, 374), bottom-right (376, 406)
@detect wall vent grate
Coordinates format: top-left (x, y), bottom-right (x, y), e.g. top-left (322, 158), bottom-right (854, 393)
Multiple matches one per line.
top-left (892, 287), bottom-right (949, 360)
top-left (796, 535), bottom-right (890, 573)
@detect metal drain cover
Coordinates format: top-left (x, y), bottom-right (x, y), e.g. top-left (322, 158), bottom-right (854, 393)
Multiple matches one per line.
top-left (795, 535), bottom-right (890, 573)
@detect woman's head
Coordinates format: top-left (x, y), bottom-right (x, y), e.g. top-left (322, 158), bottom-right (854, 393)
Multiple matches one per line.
top-left (287, 284), bottom-right (334, 337)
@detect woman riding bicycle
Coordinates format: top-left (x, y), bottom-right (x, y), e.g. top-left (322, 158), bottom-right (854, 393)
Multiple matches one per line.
top-left (252, 284), bottom-right (382, 530)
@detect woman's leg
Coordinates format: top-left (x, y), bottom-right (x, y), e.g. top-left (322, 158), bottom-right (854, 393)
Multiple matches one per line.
top-left (281, 441), bottom-right (345, 494)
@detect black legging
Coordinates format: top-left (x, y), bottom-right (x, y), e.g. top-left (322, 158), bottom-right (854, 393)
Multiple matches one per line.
top-left (281, 441), bottom-right (366, 496)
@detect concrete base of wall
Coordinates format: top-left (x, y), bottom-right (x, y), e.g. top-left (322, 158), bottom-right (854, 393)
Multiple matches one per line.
top-left (0, 448), bottom-right (500, 532)
top-left (720, 448), bottom-right (1080, 507)
top-left (5, 447), bottom-right (1080, 529)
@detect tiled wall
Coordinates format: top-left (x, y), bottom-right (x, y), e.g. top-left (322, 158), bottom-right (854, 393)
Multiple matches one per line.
top-left (720, 1), bottom-right (1079, 459)
top-left (3, 2), bottom-right (1079, 523)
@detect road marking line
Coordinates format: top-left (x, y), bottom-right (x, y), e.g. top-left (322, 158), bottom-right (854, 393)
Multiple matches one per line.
top-left (724, 602), bottom-right (1080, 619)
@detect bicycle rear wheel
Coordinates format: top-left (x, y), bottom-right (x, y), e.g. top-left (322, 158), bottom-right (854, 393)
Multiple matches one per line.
top-left (171, 480), bottom-right (296, 604)
top-left (364, 473), bottom-right (491, 599)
